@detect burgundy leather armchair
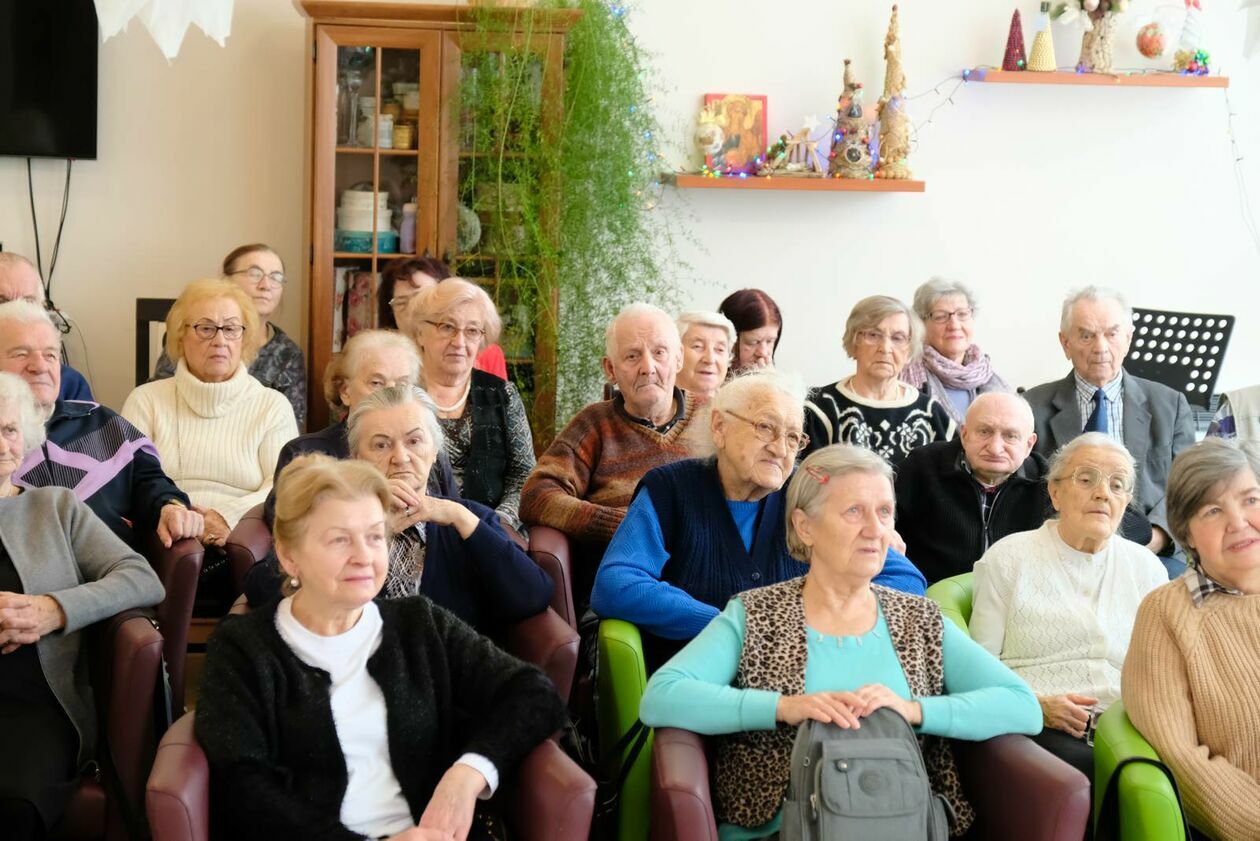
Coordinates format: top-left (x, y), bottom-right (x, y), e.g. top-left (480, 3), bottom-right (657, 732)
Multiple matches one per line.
top-left (649, 728), bottom-right (1091, 841)
top-left (222, 503), bottom-right (270, 597)
top-left (505, 608), bottom-right (579, 703)
top-left (147, 712), bottom-right (596, 841)
top-left (527, 525), bottom-right (577, 630)
top-left (141, 533), bottom-right (204, 714)
top-left (53, 609), bottom-right (166, 841)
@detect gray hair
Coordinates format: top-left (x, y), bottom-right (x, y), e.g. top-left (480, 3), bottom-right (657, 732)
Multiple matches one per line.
top-left (785, 444), bottom-right (893, 561)
top-left (912, 277), bottom-right (977, 321)
top-left (1167, 438), bottom-right (1260, 566)
top-left (691, 369), bottom-right (807, 458)
top-left (677, 310), bottom-right (736, 348)
top-left (1060, 286), bottom-right (1134, 335)
top-left (0, 300), bottom-right (59, 338)
top-left (1046, 432), bottom-right (1137, 487)
top-left (604, 302), bottom-right (681, 360)
top-left (0, 253), bottom-right (45, 303)
top-left (0, 371), bottom-right (47, 456)
top-left (323, 329), bottom-right (421, 413)
top-left (346, 384), bottom-right (444, 456)
top-left (842, 295), bottom-right (924, 359)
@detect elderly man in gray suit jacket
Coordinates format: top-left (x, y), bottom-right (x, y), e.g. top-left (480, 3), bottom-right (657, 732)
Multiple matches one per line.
top-left (1023, 286), bottom-right (1195, 577)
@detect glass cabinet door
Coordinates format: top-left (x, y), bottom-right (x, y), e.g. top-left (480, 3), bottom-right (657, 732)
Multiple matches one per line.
top-left (311, 27), bottom-right (440, 411)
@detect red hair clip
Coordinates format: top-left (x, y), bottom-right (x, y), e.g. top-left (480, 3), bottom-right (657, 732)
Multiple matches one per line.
top-left (803, 465), bottom-right (830, 485)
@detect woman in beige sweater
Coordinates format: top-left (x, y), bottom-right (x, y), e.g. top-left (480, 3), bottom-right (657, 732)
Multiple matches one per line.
top-left (1123, 437), bottom-right (1260, 841)
top-left (122, 280), bottom-right (297, 548)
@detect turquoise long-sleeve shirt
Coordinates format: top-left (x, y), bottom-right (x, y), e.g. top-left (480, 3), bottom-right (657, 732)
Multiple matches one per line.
top-left (640, 597), bottom-right (1041, 840)
top-left (590, 491), bottom-right (928, 640)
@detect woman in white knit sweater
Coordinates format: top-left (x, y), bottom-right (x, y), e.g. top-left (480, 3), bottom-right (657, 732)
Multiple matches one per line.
top-left (122, 280), bottom-right (297, 549)
top-left (970, 432), bottom-right (1167, 781)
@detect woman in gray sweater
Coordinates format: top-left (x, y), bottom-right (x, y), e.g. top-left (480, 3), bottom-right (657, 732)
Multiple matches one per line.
top-left (0, 372), bottom-right (165, 840)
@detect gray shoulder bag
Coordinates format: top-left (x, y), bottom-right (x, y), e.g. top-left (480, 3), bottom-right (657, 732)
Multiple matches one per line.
top-left (781, 707), bottom-right (952, 841)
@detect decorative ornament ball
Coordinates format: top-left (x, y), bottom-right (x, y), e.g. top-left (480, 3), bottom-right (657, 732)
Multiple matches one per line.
top-left (693, 122), bottom-right (724, 157)
top-left (1083, 0), bottom-right (1100, 11)
top-left (1136, 22), bottom-right (1166, 57)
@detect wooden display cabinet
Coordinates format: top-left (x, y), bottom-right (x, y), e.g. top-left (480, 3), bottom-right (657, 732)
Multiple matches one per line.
top-left (297, 2), bottom-right (577, 445)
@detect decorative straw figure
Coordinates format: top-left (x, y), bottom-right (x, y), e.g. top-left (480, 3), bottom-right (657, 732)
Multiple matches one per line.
top-left (828, 59), bottom-right (872, 179)
top-left (876, 5), bottom-right (912, 180)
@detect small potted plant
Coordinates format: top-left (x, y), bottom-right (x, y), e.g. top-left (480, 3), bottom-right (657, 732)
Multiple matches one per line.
top-left (1051, 0), bottom-right (1130, 73)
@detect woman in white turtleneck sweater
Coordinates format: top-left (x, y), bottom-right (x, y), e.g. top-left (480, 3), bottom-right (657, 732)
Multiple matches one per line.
top-left (122, 279), bottom-right (297, 549)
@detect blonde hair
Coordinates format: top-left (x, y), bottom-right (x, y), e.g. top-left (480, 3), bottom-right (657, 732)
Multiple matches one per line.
top-left (842, 295), bottom-right (923, 359)
top-left (322, 329), bottom-right (421, 414)
top-left (784, 445), bottom-right (893, 561)
top-left (0, 371), bottom-right (47, 455)
top-left (401, 277), bottom-right (502, 345)
top-left (164, 279), bottom-right (264, 365)
top-left (273, 454), bottom-right (394, 593)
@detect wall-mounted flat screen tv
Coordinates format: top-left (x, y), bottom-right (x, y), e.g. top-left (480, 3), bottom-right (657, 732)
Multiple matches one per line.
top-left (0, 0), bottom-right (100, 159)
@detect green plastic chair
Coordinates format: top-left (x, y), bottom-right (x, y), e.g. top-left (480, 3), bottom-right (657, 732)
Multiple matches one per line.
top-left (927, 572), bottom-right (1187, 840)
top-left (596, 619), bottom-right (653, 841)
top-left (1092, 701), bottom-right (1187, 841)
top-left (925, 572), bottom-right (974, 633)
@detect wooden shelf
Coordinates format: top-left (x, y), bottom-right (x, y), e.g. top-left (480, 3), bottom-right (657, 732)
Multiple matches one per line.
top-left (964, 68), bottom-right (1229, 88)
top-left (667, 173), bottom-right (925, 193)
top-left (333, 251), bottom-right (416, 259)
top-left (336, 146), bottom-right (421, 156)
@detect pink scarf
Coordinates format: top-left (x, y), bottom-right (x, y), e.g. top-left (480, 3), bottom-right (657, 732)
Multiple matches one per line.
top-left (901, 344), bottom-right (1009, 423)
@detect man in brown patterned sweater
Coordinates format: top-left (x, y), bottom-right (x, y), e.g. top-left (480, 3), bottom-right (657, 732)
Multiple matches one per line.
top-left (521, 302), bottom-right (702, 607)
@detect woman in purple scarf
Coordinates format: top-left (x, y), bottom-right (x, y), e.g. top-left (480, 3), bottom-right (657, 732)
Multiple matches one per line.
top-left (901, 278), bottom-right (1010, 424)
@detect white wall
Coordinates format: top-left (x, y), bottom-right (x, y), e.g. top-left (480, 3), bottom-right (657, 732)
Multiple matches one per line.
top-left (0, 1), bottom-right (307, 409)
top-left (1, 0), bottom-right (1257, 413)
top-left (632, 1), bottom-right (1260, 396)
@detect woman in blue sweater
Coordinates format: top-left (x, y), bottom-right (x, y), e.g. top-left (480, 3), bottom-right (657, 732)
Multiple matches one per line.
top-left (590, 370), bottom-right (926, 668)
top-left (345, 384), bottom-right (553, 638)
top-left (639, 444), bottom-right (1041, 840)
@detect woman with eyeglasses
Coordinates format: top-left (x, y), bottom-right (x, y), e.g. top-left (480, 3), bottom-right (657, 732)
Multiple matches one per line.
top-left (153, 244), bottom-right (307, 428)
top-left (399, 279), bottom-right (534, 537)
top-left (591, 371), bottom-right (927, 669)
top-left (378, 256), bottom-right (508, 380)
top-left (970, 433), bottom-right (1168, 781)
top-left (123, 280), bottom-right (298, 552)
top-left (803, 295), bottom-right (954, 466)
top-left (901, 277), bottom-right (1010, 426)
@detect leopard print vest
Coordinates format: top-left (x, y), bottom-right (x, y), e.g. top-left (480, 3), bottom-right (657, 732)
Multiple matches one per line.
top-left (712, 576), bottom-right (974, 834)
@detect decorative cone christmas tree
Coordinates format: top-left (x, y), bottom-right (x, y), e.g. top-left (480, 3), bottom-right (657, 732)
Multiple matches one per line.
top-left (876, 5), bottom-right (912, 180)
top-left (1027, 2), bottom-right (1057, 71)
top-left (1003, 9), bottom-right (1028, 70)
top-left (828, 59), bottom-right (872, 179)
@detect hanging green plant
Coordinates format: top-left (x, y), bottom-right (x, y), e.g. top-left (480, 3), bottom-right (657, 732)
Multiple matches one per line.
top-left (457, 0), bottom-right (683, 426)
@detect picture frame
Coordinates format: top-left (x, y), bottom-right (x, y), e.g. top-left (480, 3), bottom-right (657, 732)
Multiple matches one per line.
top-left (703, 93), bottom-right (768, 174)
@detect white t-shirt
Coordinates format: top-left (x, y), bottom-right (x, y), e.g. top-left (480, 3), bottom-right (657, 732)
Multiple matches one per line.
top-left (970, 521), bottom-right (1168, 707)
top-left (275, 598), bottom-right (497, 837)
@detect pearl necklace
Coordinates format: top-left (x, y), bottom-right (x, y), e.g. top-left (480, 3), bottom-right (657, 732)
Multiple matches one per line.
top-left (432, 379), bottom-right (472, 414)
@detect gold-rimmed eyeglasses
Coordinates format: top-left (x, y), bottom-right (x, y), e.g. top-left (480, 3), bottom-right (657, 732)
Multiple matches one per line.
top-left (724, 410), bottom-right (809, 453)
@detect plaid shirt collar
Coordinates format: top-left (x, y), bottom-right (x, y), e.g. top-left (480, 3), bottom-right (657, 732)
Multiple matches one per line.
top-left (1184, 561), bottom-right (1245, 607)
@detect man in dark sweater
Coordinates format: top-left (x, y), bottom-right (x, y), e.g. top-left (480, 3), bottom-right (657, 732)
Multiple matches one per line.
top-left (897, 392), bottom-right (1152, 585)
top-left (895, 393), bottom-right (1049, 585)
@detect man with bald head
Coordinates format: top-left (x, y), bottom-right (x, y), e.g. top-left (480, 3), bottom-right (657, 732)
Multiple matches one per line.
top-left (521, 302), bottom-right (701, 605)
top-left (896, 393), bottom-right (1054, 584)
top-left (0, 252), bottom-right (93, 402)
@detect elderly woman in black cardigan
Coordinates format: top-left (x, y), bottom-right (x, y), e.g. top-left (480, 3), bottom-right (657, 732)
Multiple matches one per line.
top-left (0, 372), bottom-right (164, 840)
top-left (195, 454), bottom-right (564, 841)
